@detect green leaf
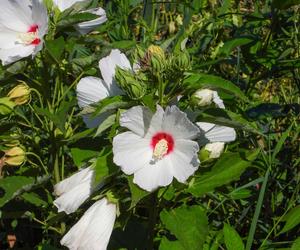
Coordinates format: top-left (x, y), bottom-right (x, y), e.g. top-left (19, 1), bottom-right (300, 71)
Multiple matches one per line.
top-left (291, 237), bottom-right (300, 250)
top-left (93, 95), bottom-right (130, 117)
top-left (127, 176), bottom-right (150, 209)
top-left (160, 206), bottom-right (208, 250)
top-left (184, 73), bottom-right (248, 101)
top-left (0, 176), bottom-right (35, 207)
top-left (93, 151), bottom-right (113, 184)
top-left (21, 192), bottom-right (48, 207)
top-left (188, 150), bottom-right (259, 197)
top-left (200, 108), bottom-right (262, 135)
top-left (273, 0), bottom-right (300, 9)
top-left (57, 12), bottom-right (98, 27)
top-left (45, 37), bottom-right (65, 63)
top-left (223, 223), bottom-right (245, 250)
top-left (95, 114), bottom-right (116, 137)
top-left (159, 237), bottom-right (184, 250)
top-left (111, 40), bottom-right (136, 49)
top-left (70, 147), bottom-right (98, 167)
top-left (279, 206), bottom-right (300, 234)
top-left (219, 37), bottom-right (253, 56)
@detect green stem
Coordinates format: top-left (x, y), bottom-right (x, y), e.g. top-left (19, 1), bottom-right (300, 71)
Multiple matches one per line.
top-left (147, 192), bottom-right (158, 250)
top-left (26, 152), bottom-right (49, 175)
top-left (53, 152), bottom-right (60, 183)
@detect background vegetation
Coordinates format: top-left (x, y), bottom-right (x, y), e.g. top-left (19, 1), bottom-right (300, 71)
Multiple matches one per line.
top-left (0, 0), bottom-right (299, 249)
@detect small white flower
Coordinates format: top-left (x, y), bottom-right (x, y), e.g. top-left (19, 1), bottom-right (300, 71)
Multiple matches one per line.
top-left (113, 105), bottom-right (200, 192)
top-left (204, 142), bottom-right (225, 159)
top-left (197, 122), bottom-right (236, 159)
top-left (54, 167), bottom-right (94, 214)
top-left (0, 0), bottom-right (48, 65)
top-left (53, 0), bottom-right (107, 35)
top-left (193, 89), bottom-right (225, 108)
top-left (60, 198), bottom-right (116, 250)
top-left (76, 49), bottom-right (131, 128)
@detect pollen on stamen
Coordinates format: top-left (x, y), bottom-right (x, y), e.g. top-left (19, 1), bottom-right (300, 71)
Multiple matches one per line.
top-left (151, 132), bottom-right (174, 160)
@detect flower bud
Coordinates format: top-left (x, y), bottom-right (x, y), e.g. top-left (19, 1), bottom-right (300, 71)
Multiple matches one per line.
top-left (4, 146), bottom-right (26, 166)
top-left (7, 82), bottom-right (31, 105)
top-left (0, 97), bottom-right (16, 115)
top-left (168, 21), bottom-right (176, 34)
top-left (115, 67), bottom-right (146, 100)
top-left (173, 52), bottom-right (190, 70)
top-left (140, 45), bottom-right (165, 70)
top-left (204, 142), bottom-right (225, 159)
top-left (147, 45), bottom-right (165, 60)
top-left (192, 89), bottom-right (214, 106)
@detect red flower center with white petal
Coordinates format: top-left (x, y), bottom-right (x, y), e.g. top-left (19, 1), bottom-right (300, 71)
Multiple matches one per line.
top-left (18, 25), bottom-right (41, 46)
top-left (151, 132), bottom-right (174, 160)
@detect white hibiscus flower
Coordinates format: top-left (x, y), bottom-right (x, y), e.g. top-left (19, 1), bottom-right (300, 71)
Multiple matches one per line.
top-left (76, 49), bottom-right (131, 128)
top-left (60, 198), bottom-right (116, 250)
top-left (53, 0), bottom-right (107, 35)
top-left (113, 105), bottom-right (200, 192)
top-left (0, 0), bottom-right (48, 65)
top-left (193, 89), bottom-right (225, 108)
top-left (197, 122), bottom-right (236, 159)
top-left (53, 167), bottom-right (94, 214)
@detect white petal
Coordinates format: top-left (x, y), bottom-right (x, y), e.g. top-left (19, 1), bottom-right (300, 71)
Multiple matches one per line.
top-left (120, 106), bottom-right (153, 137)
top-left (53, 0), bottom-right (86, 11)
top-left (32, 0), bottom-right (48, 36)
top-left (76, 76), bottom-right (110, 108)
top-left (54, 167), bottom-right (94, 196)
top-left (0, 27), bottom-right (20, 49)
top-left (76, 8), bottom-right (107, 35)
top-left (162, 105), bottom-right (200, 140)
top-left (145, 105), bottom-right (164, 137)
top-left (197, 122), bottom-right (236, 144)
top-left (61, 198), bottom-right (116, 250)
top-left (54, 180), bottom-right (92, 214)
top-left (212, 91), bottom-right (225, 109)
top-left (133, 157), bottom-right (174, 192)
top-left (0, 0), bottom-right (32, 32)
top-left (169, 139), bottom-right (199, 183)
top-left (113, 131), bottom-right (152, 175)
top-left (0, 45), bottom-right (35, 65)
top-left (98, 49), bottom-right (131, 94)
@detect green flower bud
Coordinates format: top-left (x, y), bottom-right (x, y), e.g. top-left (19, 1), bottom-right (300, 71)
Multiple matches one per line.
top-left (0, 97), bottom-right (16, 115)
top-left (4, 146), bottom-right (26, 166)
top-left (140, 45), bottom-right (165, 71)
top-left (173, 51), bottom-right (190, 71)
top-left (7, 82), bottom-right (31, 105)
top-left (115, 67), bottom-right (147, 100)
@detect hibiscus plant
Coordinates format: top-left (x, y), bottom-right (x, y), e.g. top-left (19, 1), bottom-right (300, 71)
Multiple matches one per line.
top-left (0, 0), bottom-right (299, 249)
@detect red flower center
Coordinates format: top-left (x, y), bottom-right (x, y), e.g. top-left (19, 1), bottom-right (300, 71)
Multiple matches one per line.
top-left (28, 25), bottom-right (38, 33)
top-left (151, 132), bottom-right (174, 159)
top-left (26, 25), bottom-right (41, 46)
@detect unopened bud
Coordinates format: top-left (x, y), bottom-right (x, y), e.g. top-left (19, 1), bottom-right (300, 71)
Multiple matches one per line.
top-left (147, 45), bottom-right (165, 60)
top-left (115, 67), bottom-right (146, 100)
top-left (204, 142), bottom-right (225, 159)
top-left (0, 97), bottom-right (16, 115)
top-left (192, 89), bottom-right (214, 106)
top-left (173, 52), bottom-right (190, 70)
top-left (7, 82), bottom-right (31, 105)
top-left (168, 21), bottom-right (176, 34)
top-left (140, 45), bottom-right (165, 70)
top-left (4, 147), bottom-right (26, 166)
